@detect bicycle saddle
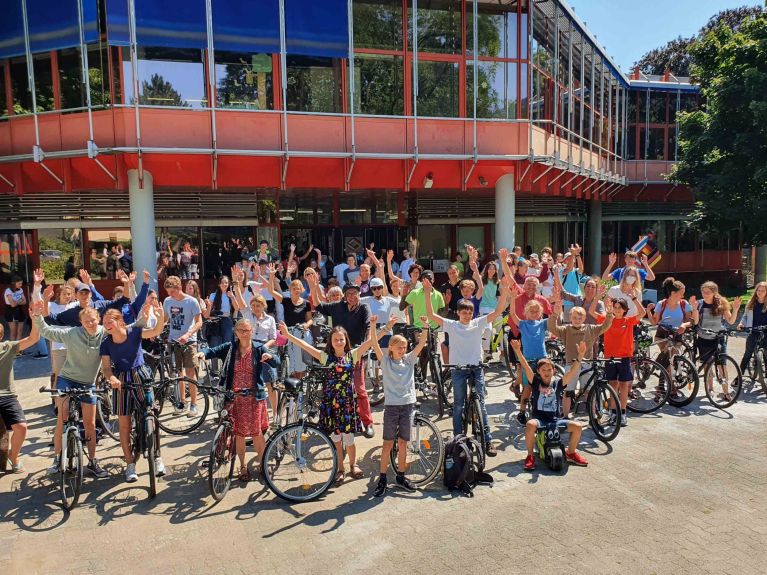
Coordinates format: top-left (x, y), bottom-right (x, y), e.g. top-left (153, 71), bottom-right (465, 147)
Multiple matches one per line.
top-left (283, 377), bottom-right (303, 394)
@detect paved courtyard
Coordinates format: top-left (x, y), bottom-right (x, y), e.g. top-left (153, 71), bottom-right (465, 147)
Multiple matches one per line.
top-left (2, 335), bottom-right (766, 575)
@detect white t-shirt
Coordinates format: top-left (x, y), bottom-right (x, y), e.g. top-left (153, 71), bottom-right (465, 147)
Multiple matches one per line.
top-left (388, 296), bottom-right (407, 324)
top-left (333, 263), bottom-right (349, 285)
top-left (47, 301), bottom-right (78, 350)
top-left (361, 295), bottom-right (399, 324)
top-left (4, 288), bottom-right (24, 305)
top-left (441, 316), bottom-right (488, 366)
top-left (607, 286), bottom-right (640, 317)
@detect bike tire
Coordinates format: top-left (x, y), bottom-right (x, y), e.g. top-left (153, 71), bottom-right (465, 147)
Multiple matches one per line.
top-left (470, 396), bottom-right (487, 470)
top-left (502, 334), bottom-right (518, 381)
top-left (757, 348), bottom-right (767, 396)
top-left (96, 394), bottom-right (119, 442)
top-left (60, 428), bottom-right (83, 511)
top-left (390, 414), bottom-right (444, 486)
top-left (588, 383), bottom-right (621, 443)
top-left (704, 355), bottom-right (742, 410)
top-left (156, 377), bottom-right (209, 435)
top-left (208, 423), bottom-right (236, 501)
top-left (366, 359), bottom-right (385, 407)
top-left (262, 423), bottom-right (337, 503)
top-left (627, 357), bottom-right (671, 414)
top-left (131, 414), bottom-right (141, 464)
top-left (667, 355), bottom-right (699, 408)
top-left (146, 416), bottom-right (157, 498)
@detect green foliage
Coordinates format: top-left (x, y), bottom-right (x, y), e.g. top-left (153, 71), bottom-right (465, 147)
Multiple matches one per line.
top-left (672, 13), bottom-right (767, 242)
top-left (140, 74), bottom-right (188, 107)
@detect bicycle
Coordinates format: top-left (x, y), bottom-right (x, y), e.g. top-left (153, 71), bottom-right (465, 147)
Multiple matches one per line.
top-left (95, 372), bottom-right (119, 442)
top-left (399, 324), bottom-right (452, 417)
top-left (39, 386), bottom-right (107, 510)
top-left (446, 363), bottom-right (490, 467)
top-left (649, 330), bottom-right (700, 408)
top-left (689, 328), bottom-right (743, 410)
top-left (120, 380), bottom-right (163, 498)
top-left (364, 346), bottom-right (385, 407)
top-left (567, 358), bottom-right (623, 443)
top-left (389, 408), bottom-right (445, 486)
top-left (627, 324), bottom-right (672, 414)
top-left (273, 362), bottom-right (324, 430)
top-left (740, 326), bottom-right (767, 396)
top-left (261, 367), bottom-right (338, 502)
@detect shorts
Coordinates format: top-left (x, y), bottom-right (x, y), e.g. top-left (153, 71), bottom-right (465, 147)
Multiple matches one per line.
top-left (56, 376), bottom-right (97, 405)
top-left (172, 342), bottom-right (199, 371)
top-left (4, 306), bottom-right (24, 322)
top-left (0, 396), bottom-right (26, 429)
top-left (522, 358), bottom-right (542, 386)
top-left (529, 417), bottom-right (569, 430)
top-left (605, 357), bottom-right (633, 382)
top-left (50, 349), bottom-right (67, 374)
top-left (383, 403), bottom-right (415, 441)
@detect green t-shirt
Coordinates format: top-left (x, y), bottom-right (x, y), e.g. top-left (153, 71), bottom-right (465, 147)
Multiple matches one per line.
top-left (406, 288), bottom-right (445, 329)
top-left (0, 341), bottom-right (20, 396)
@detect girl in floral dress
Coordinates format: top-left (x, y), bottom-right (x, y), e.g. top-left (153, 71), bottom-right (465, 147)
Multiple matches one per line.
top-left (279, 315), bottom-right (392, 486)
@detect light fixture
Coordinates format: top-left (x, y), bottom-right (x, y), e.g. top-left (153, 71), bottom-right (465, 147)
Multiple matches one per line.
top-left (478, 176), bottom-right (488, 187)
top-left (423, 173), bottom-right (434, 188)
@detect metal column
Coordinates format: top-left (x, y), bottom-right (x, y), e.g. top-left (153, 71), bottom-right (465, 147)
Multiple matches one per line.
top-left (128, 169), bottom-right (157, 291)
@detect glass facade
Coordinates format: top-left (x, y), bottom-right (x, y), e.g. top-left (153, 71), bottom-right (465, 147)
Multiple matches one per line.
top-left (626, 87), bottom-right (698, 161)
top-left (37, 228), bottom-right (83, 282)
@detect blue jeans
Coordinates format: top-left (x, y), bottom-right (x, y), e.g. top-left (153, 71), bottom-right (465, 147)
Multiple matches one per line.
top-left (37, 337), bottom-right (49, 357)
top-left (451, 366), bottom-right (491, 442)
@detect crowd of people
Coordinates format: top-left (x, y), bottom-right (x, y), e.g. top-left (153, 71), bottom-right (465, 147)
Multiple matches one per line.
top-left (0, 236), bottom-right (758, 499)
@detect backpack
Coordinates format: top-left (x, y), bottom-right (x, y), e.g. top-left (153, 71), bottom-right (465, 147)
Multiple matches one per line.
top-left (443, 434), bottom-right (493, 496)
top-left (658, 298), bottom-right (688, 318)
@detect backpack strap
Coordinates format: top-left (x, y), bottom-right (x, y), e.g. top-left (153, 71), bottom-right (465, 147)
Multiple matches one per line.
top-left (454, 440), bottom-right (472, 488)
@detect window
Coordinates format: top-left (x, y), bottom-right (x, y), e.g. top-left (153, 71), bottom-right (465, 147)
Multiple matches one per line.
top-left (519, 63), bottom-right (528, 119)
top-left (286, 56), bottom-right (342, 113)
top-left (674, 221), bottom-right (697, 252)
top-left (642, 127), bottom-right (665, 160)
top-left (416, 60), bottom-right (459, 118)
top-left (626, 125), bottom-right (637, 160)
top-left (352, 54), bottom-right (404, 116)
top-left (215, 51), bottom-right (274, 110)
top-left (86, 229), bottom-right (132, 280)
top-left (416, 224), bottom-right (452, 261)
top-left (257, 191), bottom-right (279, 224)
top-left (0, 231), bottom-right (33, 284)
top-left (339, 191), bottom-right (373, 225)
top-left (10, 55), bottom-right (54, 114)
top-left (201, 227), bottom-right (253, 280)
top-left (648, 90), bottom-right (667, 124)
top-left (466, 6), bottom-right (507, 58)
top-left (409, 0), bottom-right (461, 55)
top-left (156, 227), bottom-right (201, 279)
top-left (374, 190), bottom-right (398, 224)
top-left (122, 47), bottom-right (207, 108)
top-left (466, 61), bottom-right (521, 120)
top-left (280, 190), bottom-right (333, 225)
top-left (354, 0), bottom-right (403, 51)
top-left (58, 45), bottom-right (111, 110)
top-left (38, 228), bottom-right (83, 283)
top-left (0, 64), bottom-right (7, 117)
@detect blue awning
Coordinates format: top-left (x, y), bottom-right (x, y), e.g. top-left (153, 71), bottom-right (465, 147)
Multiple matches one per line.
top-left (285, 0), bottom-right (348, 58)
top-left (106, 0), bottom-right (130, 46)
top-left (107, 0), bottom-right (207, 49)
top-left (0, 0), bottom-right (99, 59)
top-left (212, 0), bottom-right (280, 54)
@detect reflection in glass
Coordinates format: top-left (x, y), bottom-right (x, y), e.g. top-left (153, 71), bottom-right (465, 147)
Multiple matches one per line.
top-left (352, 54), bottom-right (404, 115)
top-left (354, 0), bottom-right (403, 51)
top-left (201, 227), bottom-right (253, 281)
top-left (339, 191), bottom-right (373, 225)
top-left (648, 91), bottom-right (667, 124)
top-left (416, 224), bottom-right (451, 260)
top-left (466, 7), bottom-right (506, 58)
top-left (280, 191), bottom-right (333, 225)
top-left (286, 56), bottom-right (342, 113)
top-left (58, 46), bottom-right (111, 109)
top-left (122, 47), bottom-right (207, 108)
top-left (10, 55), bottom-right (54, 114)
top-left (409, 0), bottom-right (461, 55)
top-left (0, 232), bottom-right (33, 284)
top-left (416, 61), bottom-right (459, 118)
top-left (38, 229), bottom-right (83, 282)
top-left (215, 51), bottom-right (273, 110)
top-left (87, 229), bottom-right (133, 280)
top-left (467, 61), bottom-right (505, 119)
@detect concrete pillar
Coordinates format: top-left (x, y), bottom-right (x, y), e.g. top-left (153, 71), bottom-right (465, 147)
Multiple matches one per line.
top-left (127, 169), bottom-right (157, 290)
top-left (588, 200), bottom-right (602, 276)
top-left (756, 245), bottom-right (767, 283)
top-left (494, 173), bottom-right (515, 252)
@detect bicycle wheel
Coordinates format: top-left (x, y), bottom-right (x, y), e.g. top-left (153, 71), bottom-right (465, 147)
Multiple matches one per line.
top-left (756, 348), bottom-right (767, 396)
top-left (277, 351), bottom-right (290, 384)
top-left (208, 423), bottom-right (236, 501)
top-left (501, 334), bottom-right (518, 381)
top-left (588, 383), bottom-right (621, 442)
top-left (704, 355), bottom-right (742, 410)
top-left (96, 394), bottom-right (119, 441)
top-left (365, 359), bottom-right (385, 407)
top-left (390, 414), bottom-right (444, 486)
top-left (627, 357), bottom-right (671, 414)
top-left (146, 416), bottom-right (158, 498)
top-left (667, 355), bottom-right (699, 408)
top-left (262, 423), bottom-right (337, 502)
top-left (60, 427), bottom-right (83, 510)
top-left (156, 377), bottom-right (209, 435)
top-left (470, 396), bottom-right (487, 470)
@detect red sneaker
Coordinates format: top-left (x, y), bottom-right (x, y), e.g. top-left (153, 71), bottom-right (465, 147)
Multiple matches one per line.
top-left (524, 454), bottom-right (535, 471)
top-left (566, 451), bottom-right (588, 467)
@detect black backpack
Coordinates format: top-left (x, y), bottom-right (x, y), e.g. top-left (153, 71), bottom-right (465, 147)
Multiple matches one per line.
top-left (443, 434), bottom-right (493, 496)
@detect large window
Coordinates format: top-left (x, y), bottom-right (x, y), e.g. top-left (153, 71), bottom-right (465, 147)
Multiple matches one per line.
top-left (0, 231), bottom-right (33, 285)
top-left (87, 230), bottom-right (132, 280)
top-left (409, 0), bottom-right (462, 55)
top-left (416, 60), bottom-right (459, 117)
top-left (38, 228), bottom-right (83, 282)
top-left (122, 47), bottom-right (207, 108)
top-left (215, 51), bottom-right (274, 110)
top-left (354, 0), bottom-right (403, 51)
top-left (201, 227), bottom-right (253, 280)
top-left (352, 54), bottom-right (404, 115)
top-left (416, 224), bottom-right (452, 261)
top-left (280, 190), bottom-right (333, 225)
top-left (286, 56), bottom-right (343, 113)
top-left (10, 55), bottom-right (54, 114)
top-left (58, 45), bottom-right (111, 110)
top-left (0, 64), bottom-right (7, 117)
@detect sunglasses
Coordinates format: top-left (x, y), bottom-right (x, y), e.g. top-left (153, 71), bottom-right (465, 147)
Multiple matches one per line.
top-left (372, 286), bottom-right (383, 291)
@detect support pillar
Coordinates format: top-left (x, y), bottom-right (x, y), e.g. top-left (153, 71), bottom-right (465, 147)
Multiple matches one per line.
top-left (756, 245), bottom-right (767, 284)
top-left (588, 200), bottom-right (602, 276)
top-left (128, 169), bottom-right (157, 290)
top-left (494, 173), bottom-right (515, 252)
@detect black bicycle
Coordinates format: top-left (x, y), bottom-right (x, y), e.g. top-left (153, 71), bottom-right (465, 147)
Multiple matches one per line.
top-left (569, 359), bottom-right (623, 443)
top-left (446, 363), bottom-right (490, 467)
top-left (740, 325), bottom-right (767, 396)
top-left (389, 408), bottom-right (444, 486)
top-left (121, 381), bottom-right (163, 498)
top-left (400, 324), bottom-right (452, 418)
top-left (689, 328), bottom-right (743, 409)
top-left (628, 324), bottom-right (672, 414)
top-left (650, 330), bottom-right (700, 408)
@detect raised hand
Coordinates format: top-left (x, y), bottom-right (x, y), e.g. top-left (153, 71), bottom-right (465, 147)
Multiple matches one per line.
top-left (498, 247), bottom-right (509, 261)
top-left (31, 300), bottom-right (45, 316)
top-left (597, 282), bottom-right (607, 297)
top-left (688, 295), bottom-right (697, 307)
top-left (33, 268), bottom-right (45, 284)
top-left (129, 271), bottom-right (137, 283)
top-left (422, 278), bottom-right (432, 293)
top-left (570, 243), bottom-right (581, 256)
top-left (640, 254), bottom-right (649, 266)
top-left (510, 339), bottom-right (522, 352)
top-left (608, 252), bottom-right (617, 266)
top-left (370, 314), bottom-right (379, 325)
top-left (733, 296), bottom-right (742, 308)
top-left (42, 285), bottom-right (54, 302)
top-left (79, 268), bottom-right (91, 284)
top-left (386, 249), bottom-right (394, 261)
top-left (419, 315), bottom-right (428, 326)
top-left (277, 321), bottom-right (289, 336)
top-left (143, 269), bottom-right (151, 284)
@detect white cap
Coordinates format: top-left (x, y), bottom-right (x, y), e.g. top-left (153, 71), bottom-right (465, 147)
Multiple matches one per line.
top-left (370, 277), bottom-right (385, 288)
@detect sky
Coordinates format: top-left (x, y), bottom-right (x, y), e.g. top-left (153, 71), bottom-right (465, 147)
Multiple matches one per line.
top-left (568, 0), bottom-right (765, 72)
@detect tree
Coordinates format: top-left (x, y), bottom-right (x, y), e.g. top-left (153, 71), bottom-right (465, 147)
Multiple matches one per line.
top-left (635, 5), bottom-right (765, 76)
top-left (671, 13), bottom-right (767, 242)
top-left (139, 73), bottom-right (188, 107)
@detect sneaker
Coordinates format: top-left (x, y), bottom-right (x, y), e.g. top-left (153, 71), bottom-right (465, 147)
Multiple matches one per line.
top-left (524, 454), bottom-right (536, 471)
top-left (10, 458), bottom-right (25, 474)
top-left (395, 474), bottom-right (417, 492)
top-left (363, 424), bottom-right (375, 439)
top-left (566, 451), bottom-right (588, 467)
top-left (86, 459), bottom-right (109, 478)
top-left (485, 442), bottom-right (498, 458)
top-left (47, 456), bottom-right (61, 475)
top-left (173, 403), bottom-right (187, 416)
top-left (154, 457), bottom-right (166, 477)
top-left (124, 463), bottom-right (138, 483)
top-left (187, 404), bottom-right (199, 418)
top-left (621, 412), bottom-right (628, 427)
top-left (607, 411), bottom-right (619, 426)
top-left (373, 475), bottom-right (387, 497)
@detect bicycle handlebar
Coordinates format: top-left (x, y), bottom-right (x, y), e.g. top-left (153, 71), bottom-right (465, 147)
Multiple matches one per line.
top-left (697, 327), bottom-right (738, 337)
top-left (38, 386), bottom-right (107, 397)
top-left (444, 363), bottom-right (489, 369)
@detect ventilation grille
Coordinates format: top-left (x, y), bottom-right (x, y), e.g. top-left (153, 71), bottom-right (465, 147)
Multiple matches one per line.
top-left (602, 202), bottom-right (692, 218)
top-left (414, 194), bottom-right (588, 219)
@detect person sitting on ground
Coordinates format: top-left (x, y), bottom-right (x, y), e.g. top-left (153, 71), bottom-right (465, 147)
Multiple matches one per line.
top-left (513, 339), bottom-right (590, 470)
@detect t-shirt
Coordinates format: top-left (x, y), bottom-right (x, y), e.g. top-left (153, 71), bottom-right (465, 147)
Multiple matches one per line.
top-left (398, 258), bottom-right (415, 280)
top-left (519, 319), bottom-right (547, 360)
top-left (282, 298), bottom-right (310, 327)
top-left (561, 292), bottom-right (606, 325)
top-left (343, 267), bottom-right (361, 286)
top-left (47, 301), bottom-right (78, 350)
top-left (530, 374), bottom-right (564, 423)
top-left (508, 288), bottom-right (552, 336)
top-left (480, 280), bottom-right (499, 311)
top-left (99, 327), bottom-right (145, 373)
top-left (361, 295), bottom-right (398, 325)
top-left (656, 299), bottom-right (688, 330)
top-left (315, 301), bottom-right (370, 346)
top-left (207, 291), bottom-right (233, 316)
top-left (603, 316), bottom-right (640, 358)
top-left (561, 270), bottom-right (585, 309)
top-left (388, 296), bottom-right (407, 324)
top-left (4, 288), bottom-right (24, 306)
top-left (698, 302), bottom-right (724, 340)
top-left (163, 295), bottom-right (202, 342)
top-left (242, 309), bottom-right (277, 343)
top-left (405, 287), bottom-right (445, 329)
top-left (381, 351), bottom-right (418, 406)
top-left (610, 267), bottom-right (648, 282)
top-left (439, 281), bottom-right (462, 317)
top-left (333, 263), bottom-right (349, 285)
top-left (0, 341), bottom-right (21, 396)
top-left (607, 286), bottom-right (640, 317)
top-left (441, 317), bottom-right (488, 366)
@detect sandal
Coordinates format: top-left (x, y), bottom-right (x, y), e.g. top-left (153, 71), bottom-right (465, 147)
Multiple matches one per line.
top-left (238, 466), bottom-right (251, 482)
top-left (334, 469), bottom-right (346, 487)
top-left (350, 465), bottom-right (364, 480)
